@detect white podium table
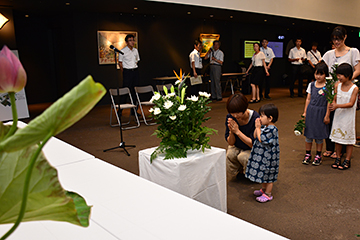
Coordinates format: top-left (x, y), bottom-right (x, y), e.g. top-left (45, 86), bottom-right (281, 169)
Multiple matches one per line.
top-left (139, 147), bottom-right (227, 212)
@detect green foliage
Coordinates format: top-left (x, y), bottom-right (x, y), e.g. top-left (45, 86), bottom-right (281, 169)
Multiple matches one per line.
top-left (150, 81), bottom-right (217, 162)
top-left (0, 130), bottom-right (90, 227)
top-left (294, 115), bottom-right (306, 135)
top-left (323, 64), bottom-right (338, 104)
top-left (0, 76), bottom-right (105, 239)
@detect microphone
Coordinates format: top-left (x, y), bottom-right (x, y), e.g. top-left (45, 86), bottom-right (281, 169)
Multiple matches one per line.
top-left (109, 45), bottom-right (124, 55)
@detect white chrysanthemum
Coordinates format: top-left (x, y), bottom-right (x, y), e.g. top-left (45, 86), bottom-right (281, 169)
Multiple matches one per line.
top-left (169, 115), bottom-right (176, 120)
top-left (199, 91), bottom-right (211, 98)
top-left (153, 93), bottom-right (161, 100)
top-left (150, 93), bottom-right (161, 103)
top-left (149, 108), bottom-right (154, 113)
top-left (178, 105), bottom-right (186, 111)
top-left (187, 95), bottom-right (198, 102)
top-left (163, 100), bottom-right (173, 109)
top-left (294, 130), bottom-right (301, 136)
top-left (318, 89), bottom-right (324, 95)
top-left (165, 92), bottom-right (176, 98)
top-left (154, 107), bottom-right (161, 115)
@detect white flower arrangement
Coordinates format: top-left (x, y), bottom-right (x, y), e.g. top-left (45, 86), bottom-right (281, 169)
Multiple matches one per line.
top-left (149, 69), bottom-right (217, 161)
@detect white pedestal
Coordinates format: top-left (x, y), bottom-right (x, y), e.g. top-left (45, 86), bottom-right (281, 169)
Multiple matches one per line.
top-left (139, 146), bottom-right (227, 212)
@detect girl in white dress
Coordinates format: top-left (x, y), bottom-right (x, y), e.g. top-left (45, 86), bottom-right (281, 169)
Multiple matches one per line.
top-left (322, 26), bottom-right (360, 159)
top-left (329, 63), bottom-right (358, 170)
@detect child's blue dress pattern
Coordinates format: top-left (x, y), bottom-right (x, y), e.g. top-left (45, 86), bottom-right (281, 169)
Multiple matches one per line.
top-left (245, 125), bottom-right (279, 183)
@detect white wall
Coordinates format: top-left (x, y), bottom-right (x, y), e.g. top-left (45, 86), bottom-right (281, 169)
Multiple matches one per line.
top-left (149, 0), bottom-right (360, 27)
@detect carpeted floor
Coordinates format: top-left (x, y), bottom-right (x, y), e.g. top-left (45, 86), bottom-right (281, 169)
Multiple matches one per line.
top-left (29, 87), bottom-right (360, 240)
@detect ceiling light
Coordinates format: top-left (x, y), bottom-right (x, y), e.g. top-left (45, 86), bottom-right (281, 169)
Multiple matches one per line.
top-left (25, 15), bottom-right (29, 18)
top-left (0, 13), bottom-right (9, 29)
top-left (210, 14), bottom-right (213, 18)
top-left (264, 19), bottom-right (267, 22)
top-left (230, 16), bottom-right (233, 18)
top-left (134, 7), bottom-right (138, 10)
top-left (292, 23), bottom-right (295, 25)
top-left (187, 12), bottom-right (191, 15)
top-left (65, 2), bottom-right (70, 5)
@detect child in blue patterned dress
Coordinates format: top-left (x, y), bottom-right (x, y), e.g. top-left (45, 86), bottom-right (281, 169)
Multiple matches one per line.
top-left (245, 104), bottom-right (279, 203)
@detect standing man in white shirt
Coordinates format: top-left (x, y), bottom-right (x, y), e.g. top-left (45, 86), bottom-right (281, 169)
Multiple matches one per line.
top-left (189, 39), bottom-right (203, 96)
top-left (118, 34), bottom-right (140, 115)
top-left (205, 40), bottom-right (224, 101)
top-left (288, 38), bottom-right (307, 97)
top-left (306, 42), bottom-right (322, 82)
top-left (260, 38), bottom-right (275, 99)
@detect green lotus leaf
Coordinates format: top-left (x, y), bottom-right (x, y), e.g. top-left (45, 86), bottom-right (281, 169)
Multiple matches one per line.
top-left (0, 139), bottom-right (91, 226)
top-left (0, 75), bottom-right (106, 152)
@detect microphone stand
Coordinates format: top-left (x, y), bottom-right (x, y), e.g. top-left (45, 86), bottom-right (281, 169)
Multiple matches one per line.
top-left (103, 49), bottom-right (135, 156)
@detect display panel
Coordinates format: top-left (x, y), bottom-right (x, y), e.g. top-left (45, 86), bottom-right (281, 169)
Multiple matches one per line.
top-left (244, 40), bottom-right (260, 58)
top-left (267, 41), bottom-right (283, 58)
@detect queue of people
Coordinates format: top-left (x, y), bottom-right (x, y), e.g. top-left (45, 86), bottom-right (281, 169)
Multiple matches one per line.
top-left (224, 25), bottom-right (360, 204)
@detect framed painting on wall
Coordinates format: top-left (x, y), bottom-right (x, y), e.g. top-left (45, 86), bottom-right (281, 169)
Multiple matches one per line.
top-left (97, 31), bottom-right (138, 65)
top-left (199, 33), bottom-right (220, 57)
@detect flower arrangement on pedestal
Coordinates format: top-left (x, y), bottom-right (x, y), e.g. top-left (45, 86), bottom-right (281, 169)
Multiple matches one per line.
top-left (0, 45), bottom-right (105, 239)
top-left (149, 69), bottom-right (217, 162)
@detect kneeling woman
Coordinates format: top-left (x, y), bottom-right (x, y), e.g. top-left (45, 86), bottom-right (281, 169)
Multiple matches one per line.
top-left (225, 93), bottom-right (260, 182)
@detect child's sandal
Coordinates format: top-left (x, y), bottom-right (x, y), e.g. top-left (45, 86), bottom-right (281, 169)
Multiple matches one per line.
top-left (338, 159), bottom-right (351, 170)
top-left (253, 189), bottom-right (265, 196)
top-left (256, 193), bottom-right (273, 203)
top-left (331, 158), bottom-right (341, 169)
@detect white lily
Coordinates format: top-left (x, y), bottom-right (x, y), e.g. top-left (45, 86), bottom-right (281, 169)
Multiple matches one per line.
top-left (178, 105), bottom-right (186, 111)
top-left (163, 100), bottom-right (173, 109)
top-left (294, 130), bottom-right (301, 136)
top-left (154, 107), bottom-right (161, 115)
top-left (169, 115), bottom-right (176, 120)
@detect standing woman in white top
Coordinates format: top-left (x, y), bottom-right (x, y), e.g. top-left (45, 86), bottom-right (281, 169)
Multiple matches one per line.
top-left (246, 42), bottom-right (269, 103)
top-left (323, 26), bottom-right (360, 80)
top-left (322, 26), bottom-right (360, 159)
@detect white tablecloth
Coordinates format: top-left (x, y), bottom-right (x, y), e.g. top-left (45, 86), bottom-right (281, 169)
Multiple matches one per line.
top-left (139, 147), bottom-right (227, 212)
top-left (0, 122), bottom-right (288, 239)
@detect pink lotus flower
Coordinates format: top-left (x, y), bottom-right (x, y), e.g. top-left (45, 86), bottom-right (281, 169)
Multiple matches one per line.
top-left (0, 45), bottom-right (27, 93)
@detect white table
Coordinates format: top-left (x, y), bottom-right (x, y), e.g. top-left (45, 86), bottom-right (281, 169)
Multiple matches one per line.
top-left (0, 123), bottom-right (288, 240)
top-left (139, 147), bottom-right (227, 212)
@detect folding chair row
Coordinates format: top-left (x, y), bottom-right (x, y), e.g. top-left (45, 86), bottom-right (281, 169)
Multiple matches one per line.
top-left (109, 88), bottom-right (140, 130)
top-left (109, 86), bottom-right (158, 129)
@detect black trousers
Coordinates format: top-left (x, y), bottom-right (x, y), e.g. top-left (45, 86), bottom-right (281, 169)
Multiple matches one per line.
top-left (259, 68), bottom-right (271, 98)
top-left (190, 68), bottom-right (202, 96)
top-left (290, 65), bottom-right (303, 96)
top-left (121, 68), bottom-right (139, 112)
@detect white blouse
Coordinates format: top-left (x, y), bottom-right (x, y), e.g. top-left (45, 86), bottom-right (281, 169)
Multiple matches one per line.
top-left (323, 48), bottom-right (360, 72)
top-left (251, 52), bottom-right (265, 67)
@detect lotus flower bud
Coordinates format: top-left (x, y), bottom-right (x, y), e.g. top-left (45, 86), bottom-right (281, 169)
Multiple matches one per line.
top-left (0, 45), bottom-right (27, 93)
